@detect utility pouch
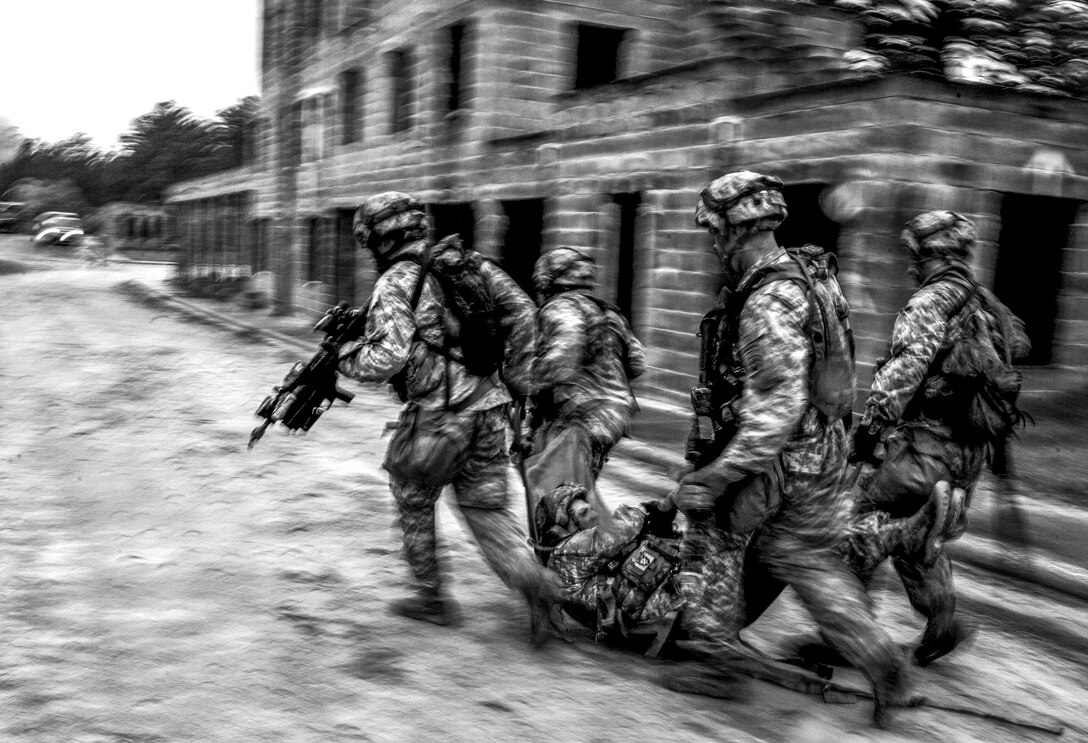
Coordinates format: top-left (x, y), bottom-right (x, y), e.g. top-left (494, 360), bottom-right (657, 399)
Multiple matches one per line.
top-left (614, 536), bottom-right (682, 618)
top-left (382, 403), bottom-right (473, 488)
top-left (715, 458), bottom-right (785, 534)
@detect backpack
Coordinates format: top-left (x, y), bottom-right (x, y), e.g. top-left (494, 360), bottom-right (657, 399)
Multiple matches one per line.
top-left (541, 292), bottom-right (634, 368)
top-left (714, 245), bottom-right (856, 421)
top-left (927, 279), bottom-right (1027, 443)
top-left (398, 235), bottom-right (509, 379)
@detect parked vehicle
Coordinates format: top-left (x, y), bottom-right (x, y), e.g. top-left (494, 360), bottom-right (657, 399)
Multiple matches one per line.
top-left (0, 202), bottom-right (25, 232)
top-left (34, 215), bottom-right (85, 247)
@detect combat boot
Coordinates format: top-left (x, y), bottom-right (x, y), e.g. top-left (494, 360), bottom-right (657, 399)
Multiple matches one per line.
top-left (389, 591), bottom-right (463, 627)
top-left (915, 616), bottom-right (978, 667)
top-left (523, 570), bottom-right (565, 649)
top-left (944, 486), bottom-right (968, 542)
top-left (900, 480), bottom-right (953, 568)
top-left (871, 660), bottom-right (915, 730)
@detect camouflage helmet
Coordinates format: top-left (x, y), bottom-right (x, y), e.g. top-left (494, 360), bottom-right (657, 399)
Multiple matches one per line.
top-left (533, 481), bottom-right (588, 539)
top-left (900, 210), bottom-right (975, 262)
top-left (353, 191), bottom-right (429, 253)
top-left (697, 171), bottom-right (788, 232)
top-left (532, 246), bottom-right (596, 294)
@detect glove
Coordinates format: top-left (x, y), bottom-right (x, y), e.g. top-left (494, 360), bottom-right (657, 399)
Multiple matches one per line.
top-left (674, 468), bottom-right (730, 516)
top-left (850, 422), bottom-right (883, 464)
top-left (640, 499), bottom-right (678, 537)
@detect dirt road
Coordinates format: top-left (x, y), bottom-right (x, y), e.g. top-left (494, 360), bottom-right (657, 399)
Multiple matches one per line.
top-left (1, 245), bottom-right (1085, 742)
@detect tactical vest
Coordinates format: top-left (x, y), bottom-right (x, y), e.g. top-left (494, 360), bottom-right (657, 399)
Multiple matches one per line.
top-left (688, 245), bottom-right (856, 466)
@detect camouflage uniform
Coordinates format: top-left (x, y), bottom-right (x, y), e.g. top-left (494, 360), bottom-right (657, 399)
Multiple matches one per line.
top-left (338, 192), bottom-right (559, 636)
top-left (538, 484), bottom-right (682, 632)
top-left (846, 210), bottom-right (1030, 665)
top-left (526, 247), bottom-right (646, 514)
top-left (674, 173), bottom-right (906, 721)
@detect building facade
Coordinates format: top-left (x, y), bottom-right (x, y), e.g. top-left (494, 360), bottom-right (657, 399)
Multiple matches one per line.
top-left (164, 0), bottom-right (1088, 407)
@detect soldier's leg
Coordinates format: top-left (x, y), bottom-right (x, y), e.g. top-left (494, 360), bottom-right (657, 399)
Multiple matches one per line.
top-left (388, 477), bottom-right (460, 625)
top-left (893, 550), bottom-right (974, 666)
top-left (760, 533), bottom-right (910, 726)
top-left (740, 530), bottom-right (787, 627)
top-left (454, 406), bottom-right (563, 645)
top-left (845, 428), bottom-right (957, 579)
top-left (676, 516), bottom-right (749, 646)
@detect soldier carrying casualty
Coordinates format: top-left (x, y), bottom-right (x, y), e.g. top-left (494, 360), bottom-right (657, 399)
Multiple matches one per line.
top-left (521, 247), bottom-right (646, 519)
top-left (335, 191), bottom-right (562, 647)
top-left (844, 210), bottom-right (1031, 667)
top-left (665, 171), bottom-right (911, 728)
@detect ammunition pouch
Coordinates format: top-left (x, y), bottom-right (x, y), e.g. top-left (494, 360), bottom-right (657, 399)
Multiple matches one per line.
top-left (383, 403), bottom-right (472, 487)
top-left (610, 535), bottom-right (682, 628)
top-left (713, 459), bottom-right (785, 534)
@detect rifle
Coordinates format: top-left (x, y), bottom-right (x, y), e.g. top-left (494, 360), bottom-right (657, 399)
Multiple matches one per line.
top-left (247, 301), bottom-right (367, 450)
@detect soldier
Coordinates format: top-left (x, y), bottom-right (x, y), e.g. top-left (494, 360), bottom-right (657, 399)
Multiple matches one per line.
top-left (667, 171), bottom-right (910, 727)
top-left (522, 247), bottom-right (646, 517)
top-left (534, 482), bottom-right (682, 643)
top-left (336, 191), bottom-right (562, 647)
top-left (845, 210), bottom-right (1030, 667)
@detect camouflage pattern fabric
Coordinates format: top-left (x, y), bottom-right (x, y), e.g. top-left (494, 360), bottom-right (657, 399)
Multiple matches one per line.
top-left (900, 210), bottom-right (976, 261)
top-left (337, 236), bottom-right (541, 599)
top-left (354, 191), bottom-right (428, 247)
top-left (391, 404), bottom-right (550, 595)
top-left (848, 270), bottom-right (1028, 642)
top-left (699, 171), bottom-right (788, 231)
top-left (680, 249), bottom-right (903, 681)
top-left (338, 238), bottom-right (536, 408)
top-left (676, 519), bottom-right (750, 643)
top-left (549, 504), bottom-right (646, 613)
top-left (532, 247), bottom-right (596, 293)
top-left (533, 290), bottom-right (646, 452)
top-left (549, 504), bottom-right (684, 627)
top-left (860, 273), bottom-right (980, 430)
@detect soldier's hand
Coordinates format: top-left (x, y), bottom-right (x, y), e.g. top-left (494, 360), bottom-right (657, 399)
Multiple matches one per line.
top-left (674, 468), bottom-right (727, 516)
top-left (850, 422), bottom-right (882, 464)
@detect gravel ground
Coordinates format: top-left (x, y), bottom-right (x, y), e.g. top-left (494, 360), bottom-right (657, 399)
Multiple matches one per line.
top-left (1, 239), bottom-right (1085, 743)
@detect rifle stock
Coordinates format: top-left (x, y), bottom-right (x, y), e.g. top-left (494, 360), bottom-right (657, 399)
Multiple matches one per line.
top-left (248, 301), bottom-right (367, 449)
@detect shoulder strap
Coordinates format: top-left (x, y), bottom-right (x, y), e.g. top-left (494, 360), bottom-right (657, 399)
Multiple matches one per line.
top-left (742, 251), bottom-right (827, 358)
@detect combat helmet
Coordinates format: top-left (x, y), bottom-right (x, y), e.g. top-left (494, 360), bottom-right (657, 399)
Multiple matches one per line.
top-left (532, 246), bottom-right (596, 297)
top-left (900, 210), bottom-right (975, 263)
top-left (533, 482), bottom-right (589, 543)
top-left (353, 191), bottom-right (429, 258)
top-left (696, 171), bottom-right (789, 235)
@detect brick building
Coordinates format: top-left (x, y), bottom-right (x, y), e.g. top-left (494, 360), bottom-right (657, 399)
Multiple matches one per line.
top-left (93, 202), bottom-right (173, 259)
top-left (164, 0), bottom-right (1088, 408)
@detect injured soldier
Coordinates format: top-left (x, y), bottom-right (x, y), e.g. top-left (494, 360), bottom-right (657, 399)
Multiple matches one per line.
top-left (533, 482), bottom-right (684, 654)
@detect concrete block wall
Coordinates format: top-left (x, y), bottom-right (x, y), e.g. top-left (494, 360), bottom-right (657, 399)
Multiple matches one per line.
top-left (167, 3), bottom-right (1088, 409)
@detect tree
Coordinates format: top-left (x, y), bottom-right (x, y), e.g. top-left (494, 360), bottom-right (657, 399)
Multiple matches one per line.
top-left (0, 117), bottom-right (24, 167)
top-left (215, 95), bottom-right (261, 169)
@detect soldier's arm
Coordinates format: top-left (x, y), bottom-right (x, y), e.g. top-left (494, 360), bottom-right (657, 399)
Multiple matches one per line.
top-left (337, 267), bottom-right (416, 383)
top-left (701, 283), bottom-right (811, 481)
top-left (534, 294), bottom-right (586, 390)
top-left (480, 259), bottom-right (536, 397)
top-left (862, 287), bottom-right (953, 426)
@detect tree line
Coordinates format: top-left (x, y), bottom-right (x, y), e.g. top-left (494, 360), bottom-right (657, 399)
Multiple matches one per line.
top-left (0, 97), bottom-right (259, 223)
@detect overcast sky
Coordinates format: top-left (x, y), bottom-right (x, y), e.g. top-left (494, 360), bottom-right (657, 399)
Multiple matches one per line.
top-left (0, 0), bottom-right (261, 152)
